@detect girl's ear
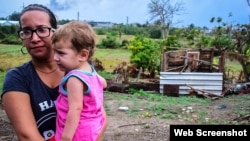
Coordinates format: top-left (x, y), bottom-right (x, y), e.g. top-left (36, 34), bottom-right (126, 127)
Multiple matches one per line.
top-left (79, 49), bottom-right (89, 61)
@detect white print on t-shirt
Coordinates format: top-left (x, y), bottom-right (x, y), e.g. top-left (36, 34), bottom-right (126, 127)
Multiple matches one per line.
top-left (43, 129), bottom-right (55, 140)
top-left (39, 100), bottom-right (55, 111)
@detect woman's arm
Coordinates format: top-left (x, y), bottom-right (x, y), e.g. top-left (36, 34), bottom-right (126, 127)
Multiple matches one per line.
top-left (2, 91), bottom-right (45, 141)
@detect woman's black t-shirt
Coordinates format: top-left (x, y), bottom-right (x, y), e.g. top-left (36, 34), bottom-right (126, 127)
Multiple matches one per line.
top-left (1, 61), bottom-right (59, 140)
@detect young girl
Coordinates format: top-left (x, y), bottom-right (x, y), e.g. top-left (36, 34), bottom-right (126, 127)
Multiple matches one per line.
top-left (52, 21), bottom-right (107, 141)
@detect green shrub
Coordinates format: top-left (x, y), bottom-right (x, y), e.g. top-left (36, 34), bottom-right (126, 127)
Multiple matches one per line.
top-left (1, 35), bottom-right (21, 44)
top-left (128, 35), bottom-right (161, 77)
top-left (99, 34), bottom-right (119, 48)
top-left (0, 31), bottom-right (6, 39)
top-left (95, 28), bottom-right (107, 35)
top-left (120, 39), bottom-right (129, 48)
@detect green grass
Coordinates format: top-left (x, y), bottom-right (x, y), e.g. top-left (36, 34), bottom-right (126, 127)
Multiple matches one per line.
top-left (0, 44), bottom-right (131, 72)
top-left (0, 72), bottom-right (5, 93)
top-left (96, 35), bottom-right (134, 45)
top-left (0, 44), bottom-right (23, 53)
top-left (104, 90), bottom-right (250, 124)
top-left (94, 48), bottom-right (131, 72)
top-left (1, 44), bottom-right (250, 124)
top-left (224, 60), bottom-right (243, 72)
top-left (0, 44), bottom-right (131, 93)
top-left (104, 90), bottom-right (213, 123)
top-left (0, 44), bottom-right (30, 71)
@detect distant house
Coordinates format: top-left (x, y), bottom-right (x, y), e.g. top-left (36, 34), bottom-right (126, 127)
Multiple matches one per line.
top-left (88, 21), bottom-right (114, 28)
top-left (0, 20), bottom-right (19, 26)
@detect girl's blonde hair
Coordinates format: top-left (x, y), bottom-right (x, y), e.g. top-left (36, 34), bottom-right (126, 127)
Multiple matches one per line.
top-left (52, 20), bottom-right (96, 61)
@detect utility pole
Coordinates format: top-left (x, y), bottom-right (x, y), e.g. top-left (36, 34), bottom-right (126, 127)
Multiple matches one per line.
top-left (77, 11), bottom-right (79, 21)
top-left (126, 16), bottom-right (128, 25)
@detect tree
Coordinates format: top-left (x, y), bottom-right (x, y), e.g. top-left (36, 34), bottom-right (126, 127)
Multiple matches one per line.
top-left (58, 19), bottom-right (71, 25)
top-left (247, 0), bottom-right (250, 6)
top-left (231, 24), bottom-right (250, 81)
top-left (148, 0), bottom-right (184, 39)
top-left (8, 12), bottom-right (20, 21)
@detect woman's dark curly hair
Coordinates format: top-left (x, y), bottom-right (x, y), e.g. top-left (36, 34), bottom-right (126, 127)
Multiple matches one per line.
top-left (19, 4), bottom-right (57, 29)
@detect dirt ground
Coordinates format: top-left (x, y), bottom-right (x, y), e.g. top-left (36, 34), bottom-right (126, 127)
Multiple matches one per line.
top-left (0, 93), bottom-right (250, 141)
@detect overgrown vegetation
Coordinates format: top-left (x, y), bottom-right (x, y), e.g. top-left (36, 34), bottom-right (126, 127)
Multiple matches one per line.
top-left (0, 25), bottom-right (21, 44)
top-left (0, 44), bottom-right (250, 125)
top-left (128, 35), bottom-right (161, 77)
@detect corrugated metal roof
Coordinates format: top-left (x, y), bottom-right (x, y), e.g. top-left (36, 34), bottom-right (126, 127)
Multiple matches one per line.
top-left (159, 72), bottom-right (223, 96)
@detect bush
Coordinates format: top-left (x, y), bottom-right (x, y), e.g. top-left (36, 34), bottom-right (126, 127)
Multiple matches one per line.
top-left (127, 35), bottom-right (161, 77)
top-left (0, 31), bottom-right (6, 39)
top-left (120, 39), bottom-right (129, 48)
top-left (1, 35), bottom-right (21, 44)
top-left (99, 34), bottom-right (119, 48)
top-left (95, 28), bottom-right (107, 35)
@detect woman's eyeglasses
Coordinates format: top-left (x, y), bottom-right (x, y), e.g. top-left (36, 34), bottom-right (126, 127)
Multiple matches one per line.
top-left (18, 27), bottom-right (56, 40)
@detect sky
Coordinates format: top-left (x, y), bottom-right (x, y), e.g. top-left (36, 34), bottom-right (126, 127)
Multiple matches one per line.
top-left (0, 0), bottom-right (249, 28)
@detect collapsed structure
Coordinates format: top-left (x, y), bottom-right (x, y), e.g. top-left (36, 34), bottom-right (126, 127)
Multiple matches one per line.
top-left (160, 48), bottom-right (224, 97)
top-left (106, 47), bottom-right (249, 97)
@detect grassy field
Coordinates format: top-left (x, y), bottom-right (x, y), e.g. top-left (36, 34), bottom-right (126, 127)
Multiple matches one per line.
top-left (0, 34), bottom-right (134, 72)
top-left (0, 43), bottom-right (250, 141)
top-left (96, 34), bottom-right (134, 44)
top-left (0, 43), bottom-right (132, 92)
top-left (94, 48), bottom-right (131, 72)
top-left (0, 44), bottom-right (131, 71)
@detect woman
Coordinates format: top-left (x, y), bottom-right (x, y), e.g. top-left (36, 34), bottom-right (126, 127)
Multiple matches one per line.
top-left (1, 4), bottom-right (108, 141)
top-left (1, 4), bottom-right (64, 141)
top-left (2, 4), bottom-right (65, 141)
